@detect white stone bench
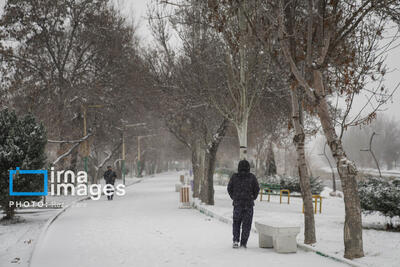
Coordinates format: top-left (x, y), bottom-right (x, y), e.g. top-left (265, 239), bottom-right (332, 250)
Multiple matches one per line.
top-left (255, 221), bottom-right (300, 253)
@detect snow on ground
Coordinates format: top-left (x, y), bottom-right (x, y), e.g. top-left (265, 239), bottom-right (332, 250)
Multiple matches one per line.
top-left (30, 173), bottom-right (345, 267)
top-left (0, 176), bottom-right (140, 267)
top-left (0, 209), bottom-right (54, 266)
top-left (199, 185), bottom-right (400, 267)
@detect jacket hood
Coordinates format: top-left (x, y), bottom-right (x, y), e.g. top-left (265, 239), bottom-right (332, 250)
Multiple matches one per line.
top-left (238, 160), bottom-right (250, 173)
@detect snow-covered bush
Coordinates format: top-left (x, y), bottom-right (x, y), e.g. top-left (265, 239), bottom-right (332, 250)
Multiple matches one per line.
top-left (0, 109), bottom-right (47, 220)
top-left (259, 175), bottom-right (324, 195)
top-left (358, 176), bottom-right (400, 218)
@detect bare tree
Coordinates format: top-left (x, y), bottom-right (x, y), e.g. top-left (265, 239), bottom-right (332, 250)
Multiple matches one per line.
top-left (273, 0), bottom-right (400, 258)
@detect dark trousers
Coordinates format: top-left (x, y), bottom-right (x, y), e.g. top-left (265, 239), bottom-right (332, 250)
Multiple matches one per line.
top-left (106, 182), bottom-right (114, 200)
top-left (232, 206), bottom-right (253, 245)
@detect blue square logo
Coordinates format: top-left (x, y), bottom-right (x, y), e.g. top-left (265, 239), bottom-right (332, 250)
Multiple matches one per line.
top-left (9, 167), bottom-right (48, 196)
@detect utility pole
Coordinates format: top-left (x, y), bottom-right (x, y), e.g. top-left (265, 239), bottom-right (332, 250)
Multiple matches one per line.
top-left (118, 123), bottom-right (146, 183)
top-left (81, 104), bottom-right (103, 177)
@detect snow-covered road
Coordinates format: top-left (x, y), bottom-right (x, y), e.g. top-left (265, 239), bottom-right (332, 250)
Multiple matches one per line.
top-left (30, 173), bottom-right (345, 267)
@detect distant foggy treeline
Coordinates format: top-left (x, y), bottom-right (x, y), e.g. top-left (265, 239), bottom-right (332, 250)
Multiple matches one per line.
top-left (343, 115), bottom-right (400, 170)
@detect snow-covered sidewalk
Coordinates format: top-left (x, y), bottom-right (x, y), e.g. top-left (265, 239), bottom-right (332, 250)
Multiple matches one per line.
top-left (196, 185), bottom-right (400, 267)
top-left (29, 173), bottom-right (345, 267)
top-left (0, 176), bottom-right (140, 267)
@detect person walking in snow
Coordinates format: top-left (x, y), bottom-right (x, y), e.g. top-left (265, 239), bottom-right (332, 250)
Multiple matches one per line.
top-left (227, 159), bottom-right (260, 248)
top-left (104, 166), bottom-right (117, 200)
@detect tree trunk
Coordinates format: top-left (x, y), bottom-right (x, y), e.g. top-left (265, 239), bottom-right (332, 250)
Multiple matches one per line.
top-left (290, 85), bottom-right (316, 244)
top-left (315, 70), bottom-right (364, 258)
top-left (284, 147), bottom-right (288, 176)
top-left (199, 119), bottom-right (228, 204)
top-left (138, 152), bottom-right (146, 177)
top-left (265, 141), bottom-right (277, 176)
top-left (386, 160), bottom-right (393, 170)
top-left (236, 120), bottom-right (248, 160)
top-left (237, 0), bottom-right (249, 161)
top-left (255, 143), bottom-right (260, 177)
top-left (191, 140), bottom-right (201, 198)
top-left (94, 168), bottom-right (100, 184)
top-left (200, 150), bottom-right (215, 205)
top-left (3, 204), bottom-right (15, 220)
top-left (69, 148), bottom-right (79, 174)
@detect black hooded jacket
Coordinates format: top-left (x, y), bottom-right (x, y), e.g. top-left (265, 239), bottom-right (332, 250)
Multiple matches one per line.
top-left (104, 169), bottom-right (117, 185)
top-left (227, 160), bottom-right (260, 207)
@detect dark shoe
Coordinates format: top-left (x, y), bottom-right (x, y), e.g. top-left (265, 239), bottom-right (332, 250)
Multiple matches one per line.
top-left (240, 243), bottom-right (247, 249)
top-left (232, 241), bottom-right (239, 248)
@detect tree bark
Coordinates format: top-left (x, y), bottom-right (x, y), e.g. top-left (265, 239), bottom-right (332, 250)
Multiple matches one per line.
top-left (290, 85), bottom-right (316, 244)
top-left (191, 140), bottom-right (201, 198)
top-left (265, 141), bottom-right (277, 176)
top-left (315, 70), bottom-right (364, 258)
top-left (282, 0), bottom-right (316, 244)
top-left (69, 148), bottom-right (79, 173)
top-left (236, 120), bottom-right (248, 160)
top-left (199, 119), bottom-right (228, 204)
top-left (3, 203), bottom-right (15, 220)
top-left (200, 150), bottom-right (215, 205)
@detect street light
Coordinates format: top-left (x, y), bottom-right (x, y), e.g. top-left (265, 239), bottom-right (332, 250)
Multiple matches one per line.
top-left (82, 104), bottom-right (103, 175)
top-left (118, 123), bottom-right (146, 184)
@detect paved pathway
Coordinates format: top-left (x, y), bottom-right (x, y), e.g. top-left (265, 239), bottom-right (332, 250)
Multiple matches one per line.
top-left (30, 173), bottom-right (345, 267)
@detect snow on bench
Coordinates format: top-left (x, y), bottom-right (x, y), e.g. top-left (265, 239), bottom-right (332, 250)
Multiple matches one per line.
top-left (254, 220), bottom-right (300, 253)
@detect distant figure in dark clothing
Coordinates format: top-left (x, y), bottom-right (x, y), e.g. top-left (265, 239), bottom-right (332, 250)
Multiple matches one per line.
top-left (104, 166), bottom-right (117, 200)
top-left (227, 160), bottom-right (260, 248)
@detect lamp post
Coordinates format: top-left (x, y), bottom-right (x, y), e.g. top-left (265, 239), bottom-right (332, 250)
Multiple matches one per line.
top-left (118, 123), bottom-right (146, 184)
top-left (81, 104), bottom-right (103, 175)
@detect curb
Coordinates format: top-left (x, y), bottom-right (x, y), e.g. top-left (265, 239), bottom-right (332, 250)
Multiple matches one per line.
top-left (297, 243), bottom-right (365, 267)
top-left (28, 195), bottom-right (91, 267)
top-left (28, 179), bottom-right (142, 267)
top-left (191, 200), bottom-right (366, 267)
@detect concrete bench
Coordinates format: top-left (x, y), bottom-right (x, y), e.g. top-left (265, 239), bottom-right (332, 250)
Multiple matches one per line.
top-left (255, 221), bottom-right (300, 253)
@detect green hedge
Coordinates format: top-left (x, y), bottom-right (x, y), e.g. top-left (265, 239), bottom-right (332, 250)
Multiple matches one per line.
top-left (358, 176), bottom-right (400, 218)
top-left (259, 175), bottom-right (324, 195)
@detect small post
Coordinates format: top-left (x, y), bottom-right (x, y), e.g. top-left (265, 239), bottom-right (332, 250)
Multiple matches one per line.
top-left (320, 197), bottom-right (322, 213)
top-left (314, 196), bottom-right (317, 214)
